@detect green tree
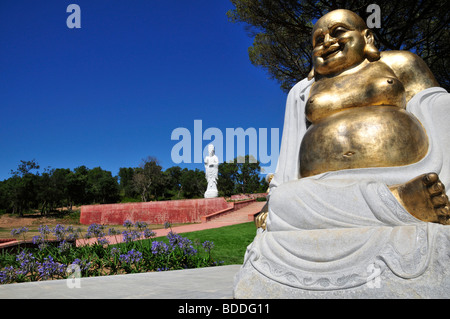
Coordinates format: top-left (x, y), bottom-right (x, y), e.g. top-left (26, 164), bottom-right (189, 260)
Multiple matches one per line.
top-left (0, 180), bottom-right (8, 213)
top-left (66, 168), bottom-right (87, 207)
top-left (8, 160), bottom-right (40, 216)
top-left (86, 167), bottom-right (120, 204)
top-left (218, 162), bottom-right (238, 197)
top-left (180, 168), bottom-right (207, 199)
top-left (52, 168), bottom-right (72, 207)
top-left (235, 155), bottom-right (262, 194)
top-left (259, 176), bottom-right (270, 193)
top-left (11, 159), bottom-right (40, 177)
top-left (228, 0), bottom-right (450, 92)
top-left (118, 167), bottom-right (138, 199)
top-left (71, 166), bottom-right (89, 205)
top-left (218, 155), bottom-right (264, 196)
top-left (164, 166), bottom-right (183, 199)
top-left (37, 167), bottom-right (85, 213)
top-left (132, 157), bottom-right (164, 202)
top-left (36, 169), bottom-right (59, 215)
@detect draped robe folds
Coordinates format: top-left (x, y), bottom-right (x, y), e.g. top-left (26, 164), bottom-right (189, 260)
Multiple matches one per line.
top-left (234, 79), bottom-right (450, 297)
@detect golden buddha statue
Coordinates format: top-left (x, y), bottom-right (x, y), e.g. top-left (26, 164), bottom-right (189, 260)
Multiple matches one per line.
top-left (239, 9), bottom-right (450, 298)
top-left (256, 9), bottom-right (449, 228)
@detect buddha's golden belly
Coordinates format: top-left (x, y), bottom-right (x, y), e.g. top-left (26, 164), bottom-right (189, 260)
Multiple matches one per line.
top-left (299, 106), bottom-right (429, 177)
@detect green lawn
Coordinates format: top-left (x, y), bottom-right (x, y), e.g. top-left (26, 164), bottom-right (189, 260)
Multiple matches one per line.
top-left (136, 222), bottom-right (257, 265)
top-left (173, 222), bottom-right (257, 265)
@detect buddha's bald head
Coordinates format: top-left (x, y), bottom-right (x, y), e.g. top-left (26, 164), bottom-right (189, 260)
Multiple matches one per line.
top-left (313, 9), bottom-right (367, 35)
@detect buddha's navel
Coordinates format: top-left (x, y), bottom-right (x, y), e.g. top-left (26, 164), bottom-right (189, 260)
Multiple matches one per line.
top-left (299, 106), bottom-right (429, 177)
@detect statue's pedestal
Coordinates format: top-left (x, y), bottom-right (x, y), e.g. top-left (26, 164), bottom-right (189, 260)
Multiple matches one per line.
top-left (204, 189), bottom-right (218, 198)
top-left (233, 227), bottom-right (450, 299)
top-left (234, 261), bottom-right (450, 299)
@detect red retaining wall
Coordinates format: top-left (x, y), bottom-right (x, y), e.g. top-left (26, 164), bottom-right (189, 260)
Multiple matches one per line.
top-left (80, 197), bottom-right (232, 225)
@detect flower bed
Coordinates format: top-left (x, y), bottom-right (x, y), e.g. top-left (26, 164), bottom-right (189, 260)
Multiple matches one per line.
top-left (0, 221), bottom-right (220, 285)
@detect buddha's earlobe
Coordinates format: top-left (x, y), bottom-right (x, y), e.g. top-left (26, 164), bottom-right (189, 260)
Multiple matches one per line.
top-left (365, 43), bottom-right (381, 62)
top-left (363, 29), bottom-right (381, 62)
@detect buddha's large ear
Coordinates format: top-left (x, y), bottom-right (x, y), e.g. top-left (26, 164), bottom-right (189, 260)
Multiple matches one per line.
top-left (307, 67), bottom-right (315, 80)
top-left (363, 29), bottom-right (381, 62)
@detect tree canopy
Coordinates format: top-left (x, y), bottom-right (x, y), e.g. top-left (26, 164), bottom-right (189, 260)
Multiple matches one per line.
top-left (0, 162), bottom-right (120, 216)
top-left (218, 155), bottom-right (268, 196)
top-left (228, 0), bottom-right (450, 92)
top-left (0, 156), bottom-right (268, 215)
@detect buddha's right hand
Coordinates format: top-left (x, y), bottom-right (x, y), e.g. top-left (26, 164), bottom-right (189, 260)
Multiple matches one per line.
top-left (255, 202), bottom-right (269, 230)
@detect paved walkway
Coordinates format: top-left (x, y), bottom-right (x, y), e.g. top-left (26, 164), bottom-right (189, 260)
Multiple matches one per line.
top-left (0, 201), bottom-right (264, 299)
top-left (78, 201), bottom-right (265, 246)
top-left (0, 265), bottom-right (243, 299)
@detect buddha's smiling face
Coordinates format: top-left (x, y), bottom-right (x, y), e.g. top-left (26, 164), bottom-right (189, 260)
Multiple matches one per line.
top-left (312, 9), bottom-right (370, 76)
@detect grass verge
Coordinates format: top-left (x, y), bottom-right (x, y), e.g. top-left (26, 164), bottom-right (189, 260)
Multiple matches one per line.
top-left (158, 222), bottom-right (256, 265)
top-left (112, 222), bottom-right (257, 265)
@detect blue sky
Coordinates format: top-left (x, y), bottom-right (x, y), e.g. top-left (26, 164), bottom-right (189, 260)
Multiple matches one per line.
top-left (0, 0), bottom-right (288, 181)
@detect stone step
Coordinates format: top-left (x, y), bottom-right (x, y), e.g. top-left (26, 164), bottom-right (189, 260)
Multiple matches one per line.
top-left (206, 202), bottom-right (265, 224)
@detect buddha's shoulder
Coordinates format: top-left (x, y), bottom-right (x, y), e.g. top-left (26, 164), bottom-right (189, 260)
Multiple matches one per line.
top-left (380, 50), bottom-right (418, 61)
top-left (379, 50), bottom-right (425, 70)
top-left (379, 50), bottom-right (438, 81)
top-left (379, 50), bottom-right (439, 99)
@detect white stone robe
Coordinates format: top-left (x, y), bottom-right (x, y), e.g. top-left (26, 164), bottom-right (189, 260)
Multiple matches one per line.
top-left (235, 79), bottom-right (450, 295)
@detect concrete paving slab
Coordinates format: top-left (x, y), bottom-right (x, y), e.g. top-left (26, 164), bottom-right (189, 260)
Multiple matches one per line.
top-left (0, 265), bottom-right (242, 299)
top-left (0, 265), bottom-right (243, 299)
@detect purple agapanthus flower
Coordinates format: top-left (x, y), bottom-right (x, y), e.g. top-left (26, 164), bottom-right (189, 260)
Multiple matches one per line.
top-left (151, 241), bottom-right (169, 255)
top-left (37, 256), bottom-right (66, 280)
top-left (119, 249), bottom-right (142, 264)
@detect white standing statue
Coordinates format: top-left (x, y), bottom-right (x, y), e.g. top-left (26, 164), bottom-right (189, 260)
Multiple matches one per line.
top-left (204, 144), bottom-right (219, 198)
